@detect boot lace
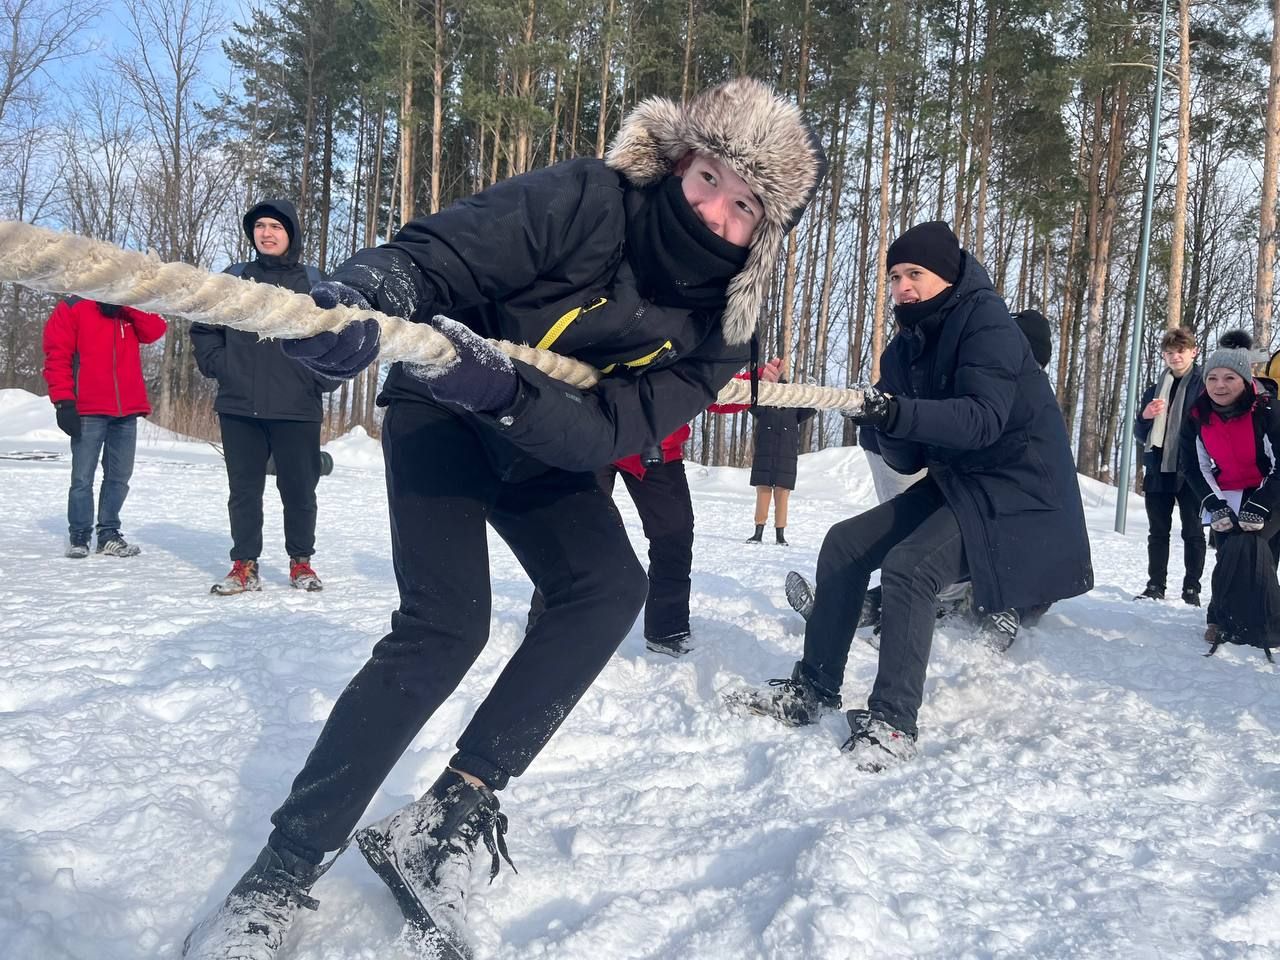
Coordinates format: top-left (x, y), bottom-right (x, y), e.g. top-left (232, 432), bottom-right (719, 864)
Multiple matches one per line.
top-left (476, 804), bottom-right (517, 883)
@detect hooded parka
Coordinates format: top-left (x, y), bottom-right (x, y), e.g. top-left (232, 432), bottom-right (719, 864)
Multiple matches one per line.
top-left (871, 255), bottom-right (1094, 615)
top-left (191, 199), bottom-right (336, 421)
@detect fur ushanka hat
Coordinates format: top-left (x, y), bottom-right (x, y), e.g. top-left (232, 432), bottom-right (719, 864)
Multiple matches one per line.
top-left (605, 77), bottom-right (826, 345)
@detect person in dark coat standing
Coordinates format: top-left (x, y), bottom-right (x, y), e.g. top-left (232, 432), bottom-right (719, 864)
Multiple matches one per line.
top-left (743, 387), bottom-right (816, 546)
top-left (191, 199), bottom-right (336, 595)
top-left (184, 79), bottom-right (825, 960)
top-left (734, 220), bottom-right (1092, 772)
top-left (1133, 325), bottom-right (1206, 605)
top-left (42, 298), bottom-right (167, 557)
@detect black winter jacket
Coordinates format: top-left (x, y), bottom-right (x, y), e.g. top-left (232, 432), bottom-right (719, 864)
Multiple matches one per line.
top-left (749, 405), bottom-right (817, 489)
top-left (332, 159), bottom-right (751, 477)
top-left (1133, 367), bottom-right (1204, 495)
top-left (191, 199), bottom-right (336, 422)
top-left (872, 254), bottom-right (1094, 614)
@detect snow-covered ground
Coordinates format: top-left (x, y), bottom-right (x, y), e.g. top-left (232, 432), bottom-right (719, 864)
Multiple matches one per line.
top-left (2, 386), bottom-right (1277, 960)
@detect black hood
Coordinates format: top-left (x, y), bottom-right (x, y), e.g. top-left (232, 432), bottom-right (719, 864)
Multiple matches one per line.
top-left (243, 199), bottom-right (302, 267)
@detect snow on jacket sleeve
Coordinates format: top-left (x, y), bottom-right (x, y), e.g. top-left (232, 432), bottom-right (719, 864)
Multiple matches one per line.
top-left (122, 306), bottom-right (167, 344)
top-left (479, 329), bottom-right (750, 472)
top-left (881, 304), bottom-right (1019, 452)
top-left (41, 300), bottom-right (77, 403)
top-left (328, 159), bottom-right (625, 324)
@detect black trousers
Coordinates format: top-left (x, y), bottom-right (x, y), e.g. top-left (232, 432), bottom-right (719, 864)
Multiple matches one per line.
top-left (219, 414), bottom-right (322, 560)
top-left (799, 477), bottom-right (967, 738)
top-left (1143, 481), bottom-right (1206, 593)
top-left (269, 401), bottom-right (647, 861)
top-left (602, 459), bottom-right (695, 641)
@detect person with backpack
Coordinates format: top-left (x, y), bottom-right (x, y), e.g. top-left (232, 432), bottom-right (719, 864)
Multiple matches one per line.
top-left (1133, 325), bottom-right (1206, 605)
top-left (183, 79), bottom-right (825, 959)
top-left (1179, 332), bottom-right (1280, 660)
top-left (191, 199), bottom-right (337, 595)
top-left (41, 298), bottom-right (167, 558)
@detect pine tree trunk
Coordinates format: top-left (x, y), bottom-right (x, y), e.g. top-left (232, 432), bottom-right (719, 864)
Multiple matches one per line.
top-left (871, 72), bottom-right (895, 383)
top-left (1257, 0), bottom-right (1280, 344)
top-left (1168, 0), bottom-right (1191, 329)
top-left (597, 0), bottom-right (616, 158)
top-left (972, 3), bottom-right (997, 262)
top-left (431, 0), bottom-right (444, 213)
top-left (681, 0), bottom-right (697, 102)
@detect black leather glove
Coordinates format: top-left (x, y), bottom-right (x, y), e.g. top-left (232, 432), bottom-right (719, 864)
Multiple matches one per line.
top-left (1239, 497), bottom-right (1270, 532)
top-left (844, 384), bottom-right (896, 429)
top-left (641, 444), bottom-right (664, 469)
top-left (1204, 495), bottom-right (1237, 533)
top-left (55, 400), bottom-right (81, 439)
top-left (281, 281), bottom-right (381, 379)
top-left (406, 316), bottom-right (518, 414)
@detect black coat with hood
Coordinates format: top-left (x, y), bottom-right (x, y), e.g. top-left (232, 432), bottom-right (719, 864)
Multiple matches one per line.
top-left (749, 404), bottom-right (817, 489)
top-left (328, 79), bottom-right (825, 480)
top-left (191, 199), bottom-right (336, 422)
top-left (870, 254), bottom-right (1094, 615)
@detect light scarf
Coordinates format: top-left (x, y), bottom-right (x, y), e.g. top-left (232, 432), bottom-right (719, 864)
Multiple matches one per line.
top-left (1146, 368), bottom-right (1190, 473)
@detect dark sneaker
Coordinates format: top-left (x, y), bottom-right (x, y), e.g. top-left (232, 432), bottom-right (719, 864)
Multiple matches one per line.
top-left (355, 770), bottom-right (514, 959)
top-left (858, 585), bottom-right (883, 630)
top-left (289, 556), bottom-right (323, 591)
top-left (784, 571), bottom-right (815, 621)
top-left (841, 709), bottom-right (918, 772)
top-left (1182, 587), bottom-right (1201, 607)
top-left (65, 542), bottom-right (89, 559)
top-left (724, 665), bottom-right (840, 727)
top-left (183, 844), bottom-right (333, 959)
top-left (96, 536), bottom-right (141, 557)
top-left (645, 632), bottom-right (693, 657)
top-left (212, 559), bottom-right (261, 595)
top-left (979, 608), bottom-right (1020, 652)
top-left (1135, 584), bottom-right (1165, 601)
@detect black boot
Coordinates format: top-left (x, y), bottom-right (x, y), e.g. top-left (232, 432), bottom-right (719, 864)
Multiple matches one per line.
top-left (775, 526), bottom-right (788, 546)
top-left (184, 843), bottom-right (334, 958)
top-left (355, 770), bottom-right (515, 958)
top-left (745, 524), bottom-right (764, 543)
top-left (724, 662), bottom-right (841, 726)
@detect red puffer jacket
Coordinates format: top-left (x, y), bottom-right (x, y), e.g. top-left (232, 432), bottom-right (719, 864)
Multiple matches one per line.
top-left (42, 299), bottom-right (167, 416)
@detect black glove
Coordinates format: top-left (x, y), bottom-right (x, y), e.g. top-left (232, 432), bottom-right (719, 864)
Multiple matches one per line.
top-left (640, 444), bottom-right (664, 469)
top-left (844, 384), bottom-right (896, 429)
top-left (281, 281), bottom-right (381, 379)
top-left (1204, 495), bottom-right (1237, 533)
top-left (406, 316), bottom-right (518, 414)
top-left (55, 400), bottom-right (81, 439)
top-left (1239, 497), bottom-right (1270, 532)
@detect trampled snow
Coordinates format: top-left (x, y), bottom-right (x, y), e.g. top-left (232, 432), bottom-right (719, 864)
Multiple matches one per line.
top-left (1, 387), bottom-right (1277, 959)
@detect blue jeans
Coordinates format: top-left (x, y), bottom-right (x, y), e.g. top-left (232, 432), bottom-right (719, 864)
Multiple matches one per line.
top-left (68, 415), bottom-right (138, 546)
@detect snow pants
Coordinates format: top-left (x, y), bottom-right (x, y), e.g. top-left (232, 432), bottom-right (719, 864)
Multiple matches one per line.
top-left (219, 414), bottom-right (321, 560)
top-left (269, 400), bottom-right (647, 862)
top-left (798, 476), bottom-right (967, 738)
top-left (602, 459), bottom-right (695, 641)
top-left (1143, 481), bottom-right (1206, 594)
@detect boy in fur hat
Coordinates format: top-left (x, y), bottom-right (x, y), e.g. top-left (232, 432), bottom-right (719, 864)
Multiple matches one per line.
top-left (185, 78), bottom-right (824, 959)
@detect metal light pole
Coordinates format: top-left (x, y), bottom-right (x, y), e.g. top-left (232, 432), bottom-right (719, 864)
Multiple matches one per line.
top-left (1116, 0), bottom-right (1171, 534)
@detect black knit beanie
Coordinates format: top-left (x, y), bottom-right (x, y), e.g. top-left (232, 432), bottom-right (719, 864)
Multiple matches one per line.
top-left (1014, 309), bottom-right (1053, 368)
top-left (886, 221), bottom-right (961, 284)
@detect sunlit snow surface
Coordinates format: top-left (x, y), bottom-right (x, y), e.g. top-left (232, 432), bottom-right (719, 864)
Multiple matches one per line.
top-left (1, 387), bottom-right (1277, 959)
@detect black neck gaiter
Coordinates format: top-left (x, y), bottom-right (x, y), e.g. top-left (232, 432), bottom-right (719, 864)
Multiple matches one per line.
top-left (626, 175), bottom-right (749, 310)
top-left (892, 285), bottom-right (955, 330)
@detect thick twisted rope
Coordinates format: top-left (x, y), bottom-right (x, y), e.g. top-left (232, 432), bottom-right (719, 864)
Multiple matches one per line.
top-left (0, 220), bottom-right (864, 410)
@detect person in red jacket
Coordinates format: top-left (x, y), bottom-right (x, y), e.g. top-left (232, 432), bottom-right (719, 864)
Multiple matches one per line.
top-left (42, 297), bottom-right (167, 557)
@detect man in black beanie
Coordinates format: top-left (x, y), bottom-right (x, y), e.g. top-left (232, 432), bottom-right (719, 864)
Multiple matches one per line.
top-left (736, 220), bottom-right (1092, 772)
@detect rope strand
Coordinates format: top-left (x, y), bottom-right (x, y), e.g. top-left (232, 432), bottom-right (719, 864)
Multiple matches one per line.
top-left (0, 220), bottom-right (864, 410)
